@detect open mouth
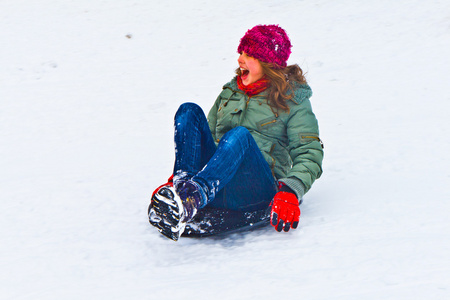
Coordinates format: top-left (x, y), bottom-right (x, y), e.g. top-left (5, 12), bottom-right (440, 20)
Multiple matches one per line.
top-left (240, 68), bottom-right (249, 79)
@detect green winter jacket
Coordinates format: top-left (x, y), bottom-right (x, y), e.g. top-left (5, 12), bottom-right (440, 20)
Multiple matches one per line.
top-left (207, 77), bottom-right (323, 199)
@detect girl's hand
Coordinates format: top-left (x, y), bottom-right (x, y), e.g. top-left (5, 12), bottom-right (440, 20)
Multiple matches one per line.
top-left (270, 191), bottom-right (300, 232)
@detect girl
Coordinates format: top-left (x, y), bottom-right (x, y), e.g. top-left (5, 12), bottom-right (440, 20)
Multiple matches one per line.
top-left (149, 25), bottom-right (323, 241)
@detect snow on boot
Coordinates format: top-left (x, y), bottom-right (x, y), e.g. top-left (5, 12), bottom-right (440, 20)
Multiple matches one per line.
top-left (149, 184), bottom-right (186, 241)
top-left (148, 175), bottom-right (186, 241)
top-left (149, 176), bottom-right (207, 241)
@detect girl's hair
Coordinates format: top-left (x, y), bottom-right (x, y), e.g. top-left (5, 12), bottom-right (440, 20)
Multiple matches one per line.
top-left (236, 62), bottom-right (307, 113)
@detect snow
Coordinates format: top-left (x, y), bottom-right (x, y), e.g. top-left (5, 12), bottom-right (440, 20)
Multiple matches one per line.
top-left (1, 0), bottom-right (449, 299)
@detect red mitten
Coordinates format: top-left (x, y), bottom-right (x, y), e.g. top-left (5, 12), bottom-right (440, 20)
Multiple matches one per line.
top-left (270, 191), bottom-right (300, 232)
top-left (151, 175), bottom-right (174, 198)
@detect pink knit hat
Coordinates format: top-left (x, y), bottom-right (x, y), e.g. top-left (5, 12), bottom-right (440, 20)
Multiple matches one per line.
top-left (237, 24), bottom-right (292, 68)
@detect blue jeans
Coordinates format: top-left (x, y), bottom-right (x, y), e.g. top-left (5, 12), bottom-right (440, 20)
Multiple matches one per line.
top-left (173, 103), bottom-right (277, 212)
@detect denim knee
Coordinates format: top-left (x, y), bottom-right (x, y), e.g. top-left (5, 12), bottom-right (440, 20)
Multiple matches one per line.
top-left (222, 126), bottom-right (251, 141)
top-left (218, 126), bottom-right (254, 151)
top-left (175, 102), bottom-right (204, 120)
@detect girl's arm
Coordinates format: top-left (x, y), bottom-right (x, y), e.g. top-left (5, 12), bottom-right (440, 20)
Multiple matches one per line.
top-left (279, 98), bottom-right (324, 199)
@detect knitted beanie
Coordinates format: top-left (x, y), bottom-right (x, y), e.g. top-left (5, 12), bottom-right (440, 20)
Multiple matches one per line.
top-left (237, 24), bottom-right (292, 68)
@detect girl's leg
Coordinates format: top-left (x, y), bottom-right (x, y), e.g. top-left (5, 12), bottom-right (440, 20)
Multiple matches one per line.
top-left (173, 102), bottom-right (216, 178)
top-left (192, 126), bottom-right (277, 211)
top-left (149, 103), bottom-right (216, 240)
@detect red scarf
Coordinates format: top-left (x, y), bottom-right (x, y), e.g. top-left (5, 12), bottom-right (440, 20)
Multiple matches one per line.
top-left (237, 75), bottom-right (270, 97)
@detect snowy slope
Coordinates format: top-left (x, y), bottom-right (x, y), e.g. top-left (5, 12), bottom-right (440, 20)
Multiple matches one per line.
top-left (1, 0), bottom-right (449, 299)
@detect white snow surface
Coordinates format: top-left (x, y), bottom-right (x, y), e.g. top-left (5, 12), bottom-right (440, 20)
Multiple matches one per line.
top-left (1, 0), bottom-right (450, 299)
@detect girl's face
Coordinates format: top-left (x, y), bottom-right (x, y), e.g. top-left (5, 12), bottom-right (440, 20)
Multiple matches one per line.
top-left (238, 52), bottom-right (264, 86)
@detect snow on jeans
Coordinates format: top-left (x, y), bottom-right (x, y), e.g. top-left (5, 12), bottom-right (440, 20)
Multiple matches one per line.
top-left (173, 102), bottom-right (277, 212)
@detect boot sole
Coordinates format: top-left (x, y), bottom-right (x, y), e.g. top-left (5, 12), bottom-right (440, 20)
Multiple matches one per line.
top-left (148, 186), bottom-right (185, 241)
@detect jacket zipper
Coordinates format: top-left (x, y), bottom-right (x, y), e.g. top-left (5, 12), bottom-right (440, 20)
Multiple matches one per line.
top-left (301, 135), bottom-right (324, 148)
top-left (261, 119), bottom-right (277, 127)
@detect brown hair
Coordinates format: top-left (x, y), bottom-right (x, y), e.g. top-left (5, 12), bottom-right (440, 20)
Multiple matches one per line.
top-left (236, 62), bottom-right (307, 113)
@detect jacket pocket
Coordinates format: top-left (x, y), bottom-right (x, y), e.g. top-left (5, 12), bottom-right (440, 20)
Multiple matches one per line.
top-left (256, 116), bottom-right (285, 140)
top-left (299, 133), bottom-right (324, 148)
top-left (257, 116), bottom-right (280, 130)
